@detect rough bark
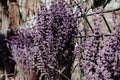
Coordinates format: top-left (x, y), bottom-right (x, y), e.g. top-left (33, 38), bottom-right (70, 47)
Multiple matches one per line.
top-left (25, 0), bottom-right (40, 19)
top-left (8, 2), bottom-right (21, 30)
top-left (1, 7), bottom-right (9, 35)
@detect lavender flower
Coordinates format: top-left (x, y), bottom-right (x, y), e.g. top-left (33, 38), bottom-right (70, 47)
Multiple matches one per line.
top-left (36, 1), bottom-right (78, 79)
top-left (76, 10), bottom-right (120, 80)
top-left (7, 0), bottom-right (78, 80)
top-left (97, 21), bottom-right (120, 80)
top-left (80, 11), bottom-right (102, 80)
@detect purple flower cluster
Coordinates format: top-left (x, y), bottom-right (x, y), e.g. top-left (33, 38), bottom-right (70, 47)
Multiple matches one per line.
top-left (80, 12), bottom-right (102, 80)
top-left (96, 21), bottom-right (120, 80)
top-left (7, 0), bottom-right (78, 80)
top-left (77, 11), bottom-right (120, 80)
top-left (7, 29), bottom-right (40, 80)
top-left (36, 1), bottom-right (78, 79)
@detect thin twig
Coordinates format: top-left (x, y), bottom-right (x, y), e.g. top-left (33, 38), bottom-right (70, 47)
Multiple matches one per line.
top-left (19, 8), bottom-right (120, 25)
top-left (102, 14), bottom-right (112, 33)
top-left (78, 7), bottom-right (120, 18)
top-left (47, 65), bottom-right (70, 80)
top-left (82, 14), bottom-right (94, 33)
top-left (1, 73), bottom-right (15, 77)
top-left (75, 34), bottom-right (114, 38)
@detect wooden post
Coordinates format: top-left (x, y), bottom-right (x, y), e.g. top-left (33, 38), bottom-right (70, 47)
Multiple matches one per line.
top-left (8, 2), bottom-right (21, 31)
top-left (1, 6), bottom-right (9, 36)
top-left (25, 0), bottom-right (40, 19)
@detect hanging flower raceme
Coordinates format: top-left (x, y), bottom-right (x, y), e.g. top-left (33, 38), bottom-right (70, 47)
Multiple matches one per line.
top-left (36, 0), bottom-right (78, 79)
top-left (81, 11), bottom-right (102, 80)
top-left (7, 29), bottom-right (41, 80)
top-left (97, 18), bottom-right (120, 80)
top-left (7, 0), bottom-right (78, 80)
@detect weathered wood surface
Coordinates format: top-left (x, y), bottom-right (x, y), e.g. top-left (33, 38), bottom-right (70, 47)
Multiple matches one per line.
top-left (0, 0), bottom-right (40, 33)
top-left (9, 2), bottom-right (21, 30)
